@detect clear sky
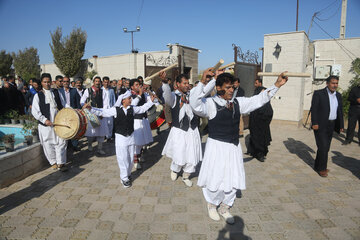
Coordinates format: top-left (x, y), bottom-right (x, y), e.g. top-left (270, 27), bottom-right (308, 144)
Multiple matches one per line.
top-left (0, 0), bottom-right (359, 71)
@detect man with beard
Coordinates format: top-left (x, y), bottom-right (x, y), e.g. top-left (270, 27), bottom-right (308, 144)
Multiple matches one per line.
top-left (102, 76), bottom-right (116, 141)
top-left (80, 76), bottom-right (107, 155)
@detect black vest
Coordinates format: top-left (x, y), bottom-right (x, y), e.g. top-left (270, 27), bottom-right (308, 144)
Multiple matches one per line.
top-left (88, 87), bottom-right (103, 108)
top-left (171, 94), bottom-right (199, 131)
top-left (208, 98), bottom-right (240, 146)
top-left (132, 93), bottom-right (147, 119)
top-left (38, 89), bottom-right (63, 126)
top-left (114, 106), bottom-right (134, 136)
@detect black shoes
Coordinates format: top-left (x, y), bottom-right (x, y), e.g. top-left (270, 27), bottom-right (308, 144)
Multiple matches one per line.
top-left (342, 140), bottom-right (351, 145)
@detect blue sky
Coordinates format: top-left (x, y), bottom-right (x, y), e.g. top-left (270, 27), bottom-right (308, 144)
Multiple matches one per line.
top-left (0, 0), bottom-right (359, 71)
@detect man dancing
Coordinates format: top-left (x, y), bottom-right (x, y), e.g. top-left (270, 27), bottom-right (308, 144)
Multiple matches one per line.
top-left (86, 91), bottom-right (155, 188)
top-left (190, 70), bottom-right (288, 224)
top-left (160, 72), bottom-right (202, 187)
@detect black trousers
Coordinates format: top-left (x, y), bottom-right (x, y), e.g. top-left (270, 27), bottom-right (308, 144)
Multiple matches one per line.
top-left (345, 106), bottom-right (360, 143)
top-left (314, 120), bottom-right (335, 171)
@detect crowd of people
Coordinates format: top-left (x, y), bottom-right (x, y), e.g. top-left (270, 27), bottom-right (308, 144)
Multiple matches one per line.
top-left (1, 69), bottom-right (358, 225)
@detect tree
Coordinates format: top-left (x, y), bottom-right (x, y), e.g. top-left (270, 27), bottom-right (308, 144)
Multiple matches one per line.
top-left (84, 70), bottom-right (98, 81)
top-left (0, 50), bottom-right (13, 77)
top-left (342, 58), bottom-right (360, 116)
top-left (12, 47), bottom-right (40, 81)
top-left (50, 27), bottom-right (87, 77)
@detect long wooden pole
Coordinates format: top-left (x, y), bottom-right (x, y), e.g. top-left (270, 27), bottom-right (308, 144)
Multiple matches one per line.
top-left (211, 59), bottom-right (224, 72)
top-left (218, 62), bottom-right (235, 70)
top-left (258, 72), bottom-right (311, 77)
top-left (144, 63), bottom-right (178, 81)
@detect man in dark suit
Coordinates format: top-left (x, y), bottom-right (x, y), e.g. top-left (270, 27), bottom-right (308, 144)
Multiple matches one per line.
top-left (58, 76), bottom-right (81, 109)
top-left (58, 76), bottom-right (82, 151)
top-left (311, 75), bottom-right (344, 177)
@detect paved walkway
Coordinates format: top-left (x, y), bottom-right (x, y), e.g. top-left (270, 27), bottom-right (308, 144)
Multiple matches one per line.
top-left (0, 122), bottom-right (359, 240)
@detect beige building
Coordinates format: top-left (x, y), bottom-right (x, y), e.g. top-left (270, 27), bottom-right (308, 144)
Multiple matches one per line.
top-left (262, 31), bottom-right (360, 124)
top-left (40, 44), bottom-right (199, 86)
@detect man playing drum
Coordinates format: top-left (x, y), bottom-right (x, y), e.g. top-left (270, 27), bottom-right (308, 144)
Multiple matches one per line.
top-left (32, 73), bottom-right (68, 171)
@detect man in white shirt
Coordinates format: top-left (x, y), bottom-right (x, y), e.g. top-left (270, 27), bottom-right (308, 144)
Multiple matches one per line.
top-left (310, 75), bottom-right (344, 177)
top-left (190, 69), bottom-right (288, 224)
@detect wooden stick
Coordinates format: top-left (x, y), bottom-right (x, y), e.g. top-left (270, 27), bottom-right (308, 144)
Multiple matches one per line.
top-left (211, 59), bottom-right (224, 72)
top-left (218, 62), bottom-right (235, 70)
top-left (144, 63), bottom-right (178, 81)
top-left (257, 72), bottom-right (312, 77)
top-left (53, 124), bottom-right (71, 129)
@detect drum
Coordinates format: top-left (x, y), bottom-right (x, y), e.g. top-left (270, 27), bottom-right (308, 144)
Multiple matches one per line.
top-left (147, 105), bottom-right (166, 130)
top-left (54, 108), bottom-right (88, 140)
top-left (83, 108), bottom-right (100, 128)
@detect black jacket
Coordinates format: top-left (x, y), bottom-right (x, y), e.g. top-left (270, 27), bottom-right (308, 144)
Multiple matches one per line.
top-left (310, 87), bottom-right (344, 134)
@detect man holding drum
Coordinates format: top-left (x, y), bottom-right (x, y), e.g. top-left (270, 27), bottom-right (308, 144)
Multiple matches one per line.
top-left (85, 91), bottom-right (155, 188)
top-left (80, 76), bottom-right (107, 155)
top-left (32, 73), bottom-right (68, 171)
top-left (190, 70), bottom-right (288, 224)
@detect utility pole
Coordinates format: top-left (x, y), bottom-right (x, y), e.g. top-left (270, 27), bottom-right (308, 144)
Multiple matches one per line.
top-left (339, 0), bottom-right (347, 39)
top-left (296, 0), bottom-right (299, 31)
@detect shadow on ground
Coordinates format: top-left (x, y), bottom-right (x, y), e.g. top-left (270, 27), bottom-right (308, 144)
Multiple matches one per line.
top-left (0, 142), bottom-right (93, 214)
top-left (283, 137), bottom-right (315, 168)
top-left (332, 151), bottom-right (360, 179)
top-left (217, 216), bottom-right (252, 240)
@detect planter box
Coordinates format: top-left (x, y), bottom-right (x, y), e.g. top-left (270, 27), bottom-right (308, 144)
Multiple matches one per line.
top-left (0, 143), bottom-right (47, 188)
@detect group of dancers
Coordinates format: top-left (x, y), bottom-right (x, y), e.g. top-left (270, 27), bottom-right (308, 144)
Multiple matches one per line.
top-left (32, 70), bottom-right (288, 224)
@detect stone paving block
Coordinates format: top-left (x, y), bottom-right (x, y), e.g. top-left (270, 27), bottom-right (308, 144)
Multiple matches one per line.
top-left (70, 229), bottom-right (91, 240)
top-left (110, 232), bottom-right (128, 240)
top-left (31, 227), bottom-right (54, 239)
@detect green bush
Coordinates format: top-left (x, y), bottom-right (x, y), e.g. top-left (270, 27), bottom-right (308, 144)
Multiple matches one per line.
top-left (342, 58), bottom-right (360, 117)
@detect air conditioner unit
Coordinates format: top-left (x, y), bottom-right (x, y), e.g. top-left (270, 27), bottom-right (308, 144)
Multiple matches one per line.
top-left (331, 64), bottom-right (341, 76)
top-left (315, 66), bottom-right (331, 79)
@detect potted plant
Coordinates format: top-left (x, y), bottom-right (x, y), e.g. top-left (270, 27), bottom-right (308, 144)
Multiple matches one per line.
top-left (3, 111), bottom-right (12, 124)
top-left (32, 128), bottom-right (39, 143)
top-left (21, 123), bottom-right (33, 146)
top-left (18, 115), bottom-right (26, 125)
top-left (5, 110), bottom-right (19, 124)
top-left (1, 134), bottom-right (15, 152)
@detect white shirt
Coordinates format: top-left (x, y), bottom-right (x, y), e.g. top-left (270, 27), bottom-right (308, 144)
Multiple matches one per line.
top-left (77, 88), bottom-right (84, 98)
top-left (64, 88), bottom-right (71, 106)
top-left (189, 79), bottom-right (279, 120)
top-left (327, 87), bottom-right (338, 120)
top-left (90, 101), bottom-right (154, 146)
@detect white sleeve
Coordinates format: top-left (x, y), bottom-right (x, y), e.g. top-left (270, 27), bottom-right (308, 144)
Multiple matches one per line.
top-left (31, 94), bottom-right (47, 124)
top-left (162, 83), bottom-right (176, 107)
top-left (189, 82), bottom-right (210, 118)
top-left (80, 89), bottom-right (89, 106)
top-left (90, 107), bottom-right (117, 118)
top-left (236, 85), bottom-right (279, 114)
top-left (133, 100), bottom-right (154, 114)
top-left (203, 78), bottom-right (216, 96)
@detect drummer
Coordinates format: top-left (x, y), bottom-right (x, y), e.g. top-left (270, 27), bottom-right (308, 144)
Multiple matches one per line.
top-left (32, 73), bottom-right (68, 171)
top-left (85, 91), bottom-right (155, 188)
top-left (80, 76), bottom-right (107, 155)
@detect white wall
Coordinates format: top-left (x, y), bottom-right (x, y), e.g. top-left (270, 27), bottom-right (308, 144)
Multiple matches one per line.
top-left (40, 45), bottom-right (199, 83)
top-left (263, 31), bottom-right (310, 122)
